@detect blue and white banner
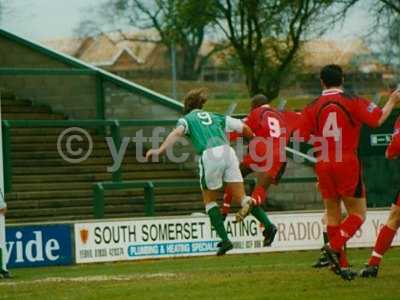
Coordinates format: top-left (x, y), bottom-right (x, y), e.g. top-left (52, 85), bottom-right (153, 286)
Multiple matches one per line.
top-left (0, 91), bottom-right (4, 207)
top-left (6, 224), bottom-right (73, 268)
top-left (74, 211), bottom-right (398, 264)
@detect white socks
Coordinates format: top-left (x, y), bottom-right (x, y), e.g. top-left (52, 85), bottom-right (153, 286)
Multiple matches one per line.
top-left (241, 196), bottom-right (252, 208)
top-left (205, 201), bottom-right (218, 213)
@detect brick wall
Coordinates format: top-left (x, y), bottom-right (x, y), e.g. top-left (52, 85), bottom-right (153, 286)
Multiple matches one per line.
top-left (268, 160), bottom-right (322, 211)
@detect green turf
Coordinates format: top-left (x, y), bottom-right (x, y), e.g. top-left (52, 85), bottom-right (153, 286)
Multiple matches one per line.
top-left (204, 97), bottom-right (315, 114)
top-left (1, 248), bottom-right (400, 300)
top-left (202, 95), bottom-right (398, 115)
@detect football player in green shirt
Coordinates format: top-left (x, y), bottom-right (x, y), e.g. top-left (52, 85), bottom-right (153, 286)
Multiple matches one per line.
top-left (146, 88), bottom-right (255, 255)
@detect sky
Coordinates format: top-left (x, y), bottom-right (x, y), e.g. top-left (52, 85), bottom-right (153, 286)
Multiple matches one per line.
top-left (0, 0), bottom-right (374, 42)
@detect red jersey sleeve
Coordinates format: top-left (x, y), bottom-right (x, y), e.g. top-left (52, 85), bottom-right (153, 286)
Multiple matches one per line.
top-left (297, 105), bottom-right (314, 142)
top-left (386, 118), bottom-right (400, 160)
top-left (283, 111), bottom-right (303, 136)
top-left (352, 98), bottom-right (383, 128)
top-left (244, 111), bottom-right (257, 131)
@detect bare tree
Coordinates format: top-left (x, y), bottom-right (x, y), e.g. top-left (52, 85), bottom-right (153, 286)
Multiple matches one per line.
top-left (372, 1), bottom-right (400, 79)
top-left (344, 0), bottom-right (400, 79)
top-left (212, 0), bottom-right (339, 99)
top-left (76, 0), bottom-right (219, 81)
top-left (379, 0), bottom-right (400, 13)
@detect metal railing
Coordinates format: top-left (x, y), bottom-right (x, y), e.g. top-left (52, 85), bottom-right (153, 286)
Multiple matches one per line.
top-left (0, 67), bottom-right (184, 120)
top-left (0, 27), bottom-right (183, 115)
top-left (2, 119), bottom-right (177, 193)
top-left (92, 177), bottom-right (317, 219)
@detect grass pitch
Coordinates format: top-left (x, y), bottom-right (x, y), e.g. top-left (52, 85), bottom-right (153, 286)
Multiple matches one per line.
top-left (1, 248), bottom-right (399, 300)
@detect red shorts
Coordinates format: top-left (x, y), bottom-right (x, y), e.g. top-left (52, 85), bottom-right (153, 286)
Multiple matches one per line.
top-left (315, 153), bottom-right (365, 199)
top-left (394, 192), bottom-right (400, 207)
top-left (242, 139), bottom-right (286, 184)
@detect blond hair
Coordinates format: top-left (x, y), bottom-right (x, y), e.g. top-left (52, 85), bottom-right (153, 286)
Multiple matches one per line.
top-left (184, 88), bottom-right (208, 113)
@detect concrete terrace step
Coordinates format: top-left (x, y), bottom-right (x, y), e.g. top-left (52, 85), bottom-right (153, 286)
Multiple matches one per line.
top-left (1, 88), bottom-right (201, 222)
top-left (7, 201), bottom-right (203, 219)
top-left (13, 172), bottom-right (196, 192)
top-left (11, 149), bottom-right (114, 159)
top-left (6, 206), bottom-right (95, 218)
top-left (10, 128), bottom-right (99, 136)
top-left (3, 113), bottom-right (67, 120)
top-left (7, 187), bottom-right (200, 201)
top-left (11, 157), bottom-right (178, 167)
top-left (12, 163), bottom-right (183, 175)
top-left (2, 105), bottom-right (51, 114)
top-left (1, 98), bottom-right (31, 106)
top-left (7, 215), bottom-right (96, 224)
top-left (7, 193), bottom-right (202, 210)
top-left (13, 170), bottom-right (196, 183)
top-left (11, 141), bottom-right (109, 151)
top-left (13, 182), bottom-right (94, 191)
top-left (11, 135), bottom-right (106, 144)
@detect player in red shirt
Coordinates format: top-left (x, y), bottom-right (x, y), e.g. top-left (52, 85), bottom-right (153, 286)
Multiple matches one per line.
top-left (299, 64), bottom-right (400, 280)
top-left (360, 115), bottom-right (400, 278)
top-left (223, 94), bottom-right (292, 246)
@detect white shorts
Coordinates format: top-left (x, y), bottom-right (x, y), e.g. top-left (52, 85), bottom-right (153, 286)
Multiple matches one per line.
top-left (198, 145), bottom-right (243, 190)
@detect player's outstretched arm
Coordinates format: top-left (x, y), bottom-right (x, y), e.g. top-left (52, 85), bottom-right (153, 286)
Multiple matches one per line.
top-left (145, 126), bottom-right (185, 160)
top-left (225, 116), bottom-right (254, 140)
top-left (242, 124), bottom-right (254, 140)
top-left (378, 89), bottom-right (400, 126)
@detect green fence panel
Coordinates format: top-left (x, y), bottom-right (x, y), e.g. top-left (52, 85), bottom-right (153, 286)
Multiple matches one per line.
top-left (359, 109), bottom-right (400, 207)
top-left (144, 182), bottom-right (155, 216)
top-left (92, 177), bottom-right (316, 219)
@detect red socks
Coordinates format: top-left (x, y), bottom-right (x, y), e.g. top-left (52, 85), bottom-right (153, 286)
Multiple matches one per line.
top-left (368, 225), bottom-right (397, 266)
top-left (327, 225), bottom-right (349, 267)
top-left (329, 214), bottom-right (363, 252)
top-left (252, 186), bottom-right (266, 206)
top-left (327, 225), bottom-right (339, 243)
top-left (222, 187), bottom-right (233, 215)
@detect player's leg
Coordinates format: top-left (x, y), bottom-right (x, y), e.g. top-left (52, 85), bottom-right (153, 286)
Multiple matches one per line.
top-left (330, 196), bottom-right (366, 252)
top-left (250, 171), bottom-right (277, 246)
top-left (202, 189), bottom-right (233, 255)
top-left (312, 209), bottom-right (330, 268)
top-left (321, 156), bottom-right (363, 279)
top-left (322, 198), bottom-right (353, 277)
top-left (360, 193), bottom-right (400, 278)
top-left (223, 147), bottom-right (254, 222)
top-left (221, 164), bottom-right (252, 218)
top-left (329, 155), bottom-right (366, 253)
top-left (315, 162), bottom-right (356, 279)
top-left (0, 210), bottom-right (10, 279)
top-left (323, 196), bottom-right (364, 281)
top-left (225, 182), bottom-right (253, 222)
top-left (199, 148), bottom-right (233, 256)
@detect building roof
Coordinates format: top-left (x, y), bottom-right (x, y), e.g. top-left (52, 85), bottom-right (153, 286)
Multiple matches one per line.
top-left (300, 39), bottom-right (377, 72)
top-left (42, 33), bottom-right (384, 73)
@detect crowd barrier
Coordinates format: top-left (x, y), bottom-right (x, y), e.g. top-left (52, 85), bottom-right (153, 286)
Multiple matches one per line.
top-left (4, 209), bottom-right (396, 268)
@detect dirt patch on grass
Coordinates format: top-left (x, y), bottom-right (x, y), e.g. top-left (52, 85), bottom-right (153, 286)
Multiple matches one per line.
top-left (0, 272), bottom-right (178, 286)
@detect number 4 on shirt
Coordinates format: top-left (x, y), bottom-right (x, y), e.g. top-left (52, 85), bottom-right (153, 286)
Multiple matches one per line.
top-left (323, 112), bottom-right (341, 142)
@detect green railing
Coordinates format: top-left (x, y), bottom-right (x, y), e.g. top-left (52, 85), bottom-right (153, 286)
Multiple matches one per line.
top-left (0, 27), bottom-right (183, 113)
top-left (92, 177), bottom-right (317, 219)
top-left (2, 119), bottom-right (177, 193)
top-left (0, 67), bottom-right (184, 120)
